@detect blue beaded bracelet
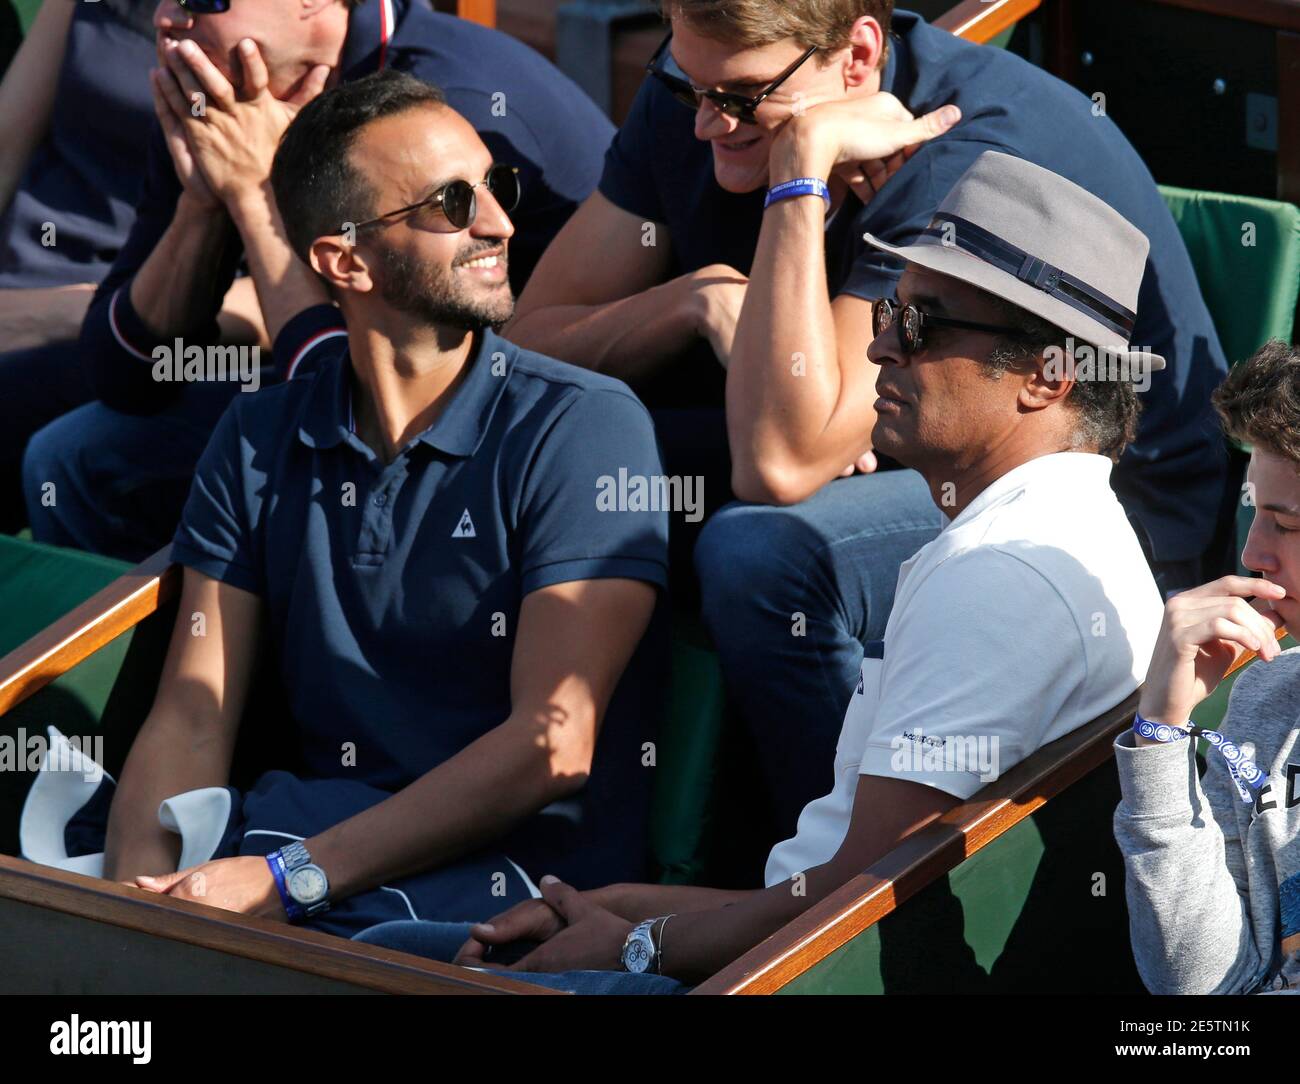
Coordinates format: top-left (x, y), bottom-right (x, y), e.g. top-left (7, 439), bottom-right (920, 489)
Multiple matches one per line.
top-left (266, 849), bottom-right (305, 923)
top-left (1133, 712), bottom-right (1267, 803)
top-left (765, 177), bottom-right (831, 210)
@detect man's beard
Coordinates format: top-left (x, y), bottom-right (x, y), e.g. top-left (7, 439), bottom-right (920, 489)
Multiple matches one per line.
top-left (376, 242), bottom-right (515, 331)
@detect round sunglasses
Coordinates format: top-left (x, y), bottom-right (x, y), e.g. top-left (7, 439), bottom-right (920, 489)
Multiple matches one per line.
top-left (872, 297), bottom-right (1026, 355)
top-left (177, 0), bottom-right (232, 13)
top-left (348, 164), bottom-right (521, 235)
top-left (646, 32), bottom-right (818, 125)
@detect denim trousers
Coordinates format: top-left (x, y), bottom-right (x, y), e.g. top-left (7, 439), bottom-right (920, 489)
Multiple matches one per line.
top-left (0, 341), bottom-right (95, 533)
top-left (23, 379), bottom-right (240, 562)
top-left (352, 920), bottom-right (687, 995)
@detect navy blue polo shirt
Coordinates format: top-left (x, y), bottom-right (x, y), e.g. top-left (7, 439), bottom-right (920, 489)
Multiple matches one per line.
top-left (0, 0), bottom-right (155, 288)
top-left (599, 9), bottom-right (1228, 564)
top-left (171, 328), bottom-right (669, 887)
top-left (84, 0), bottom-right (613, 413)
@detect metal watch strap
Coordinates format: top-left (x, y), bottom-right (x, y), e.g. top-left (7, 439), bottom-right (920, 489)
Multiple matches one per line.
top-left (280, 840), bottom-right (311, 871)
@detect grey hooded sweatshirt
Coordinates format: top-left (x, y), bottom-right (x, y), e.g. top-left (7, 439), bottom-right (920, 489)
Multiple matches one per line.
top-left (1113, 647), bottom-right (1300, 995)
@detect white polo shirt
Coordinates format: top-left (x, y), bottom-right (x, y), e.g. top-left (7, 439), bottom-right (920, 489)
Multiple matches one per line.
top-left (764, 451), bottom-right (1163, 886)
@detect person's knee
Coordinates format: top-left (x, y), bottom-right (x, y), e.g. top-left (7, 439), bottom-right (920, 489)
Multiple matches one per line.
top-left (21, 416), bottom-right (79, 517)
top-left (695, 502), bottom-right (816, 620)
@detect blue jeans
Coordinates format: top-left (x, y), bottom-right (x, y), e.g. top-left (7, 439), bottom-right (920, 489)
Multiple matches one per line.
top-left (23, 380), bottom-right (240, 562)
top-left (352, 921), bottom-right (687, 995)
top-left (694, 468), bottom-right (945, 846)
top-left (0, 341), bottom-right (95, 533)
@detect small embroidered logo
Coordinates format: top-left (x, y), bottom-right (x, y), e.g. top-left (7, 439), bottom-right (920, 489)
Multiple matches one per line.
top-left (452, 510), bottom-right (476, 539)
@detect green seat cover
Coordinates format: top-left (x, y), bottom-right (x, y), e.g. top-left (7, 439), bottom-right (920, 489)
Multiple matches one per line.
top-left (650, 617), bottom-right (728, 884)
top-left (1159, 186), bottom-right (1300, 370)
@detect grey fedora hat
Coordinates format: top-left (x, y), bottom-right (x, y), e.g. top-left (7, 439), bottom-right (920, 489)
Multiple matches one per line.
top-left (863, 150), bottom-right (1165, 371)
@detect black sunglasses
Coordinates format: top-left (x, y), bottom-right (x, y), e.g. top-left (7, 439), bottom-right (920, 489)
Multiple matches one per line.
top-left (177, 0), bottom-right (232, 13)
top-left (872, 297), bottom-right (1026, 355)
top-left (348, 164), bottom-right (521, 235)
top-left (646, 32), bottom-right (818, 125)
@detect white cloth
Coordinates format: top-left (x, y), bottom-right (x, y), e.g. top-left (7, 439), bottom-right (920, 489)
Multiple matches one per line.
top-left (765, 452), bottom-right (1163, 885)
top-left (19, 726), bottom-right (232, 876)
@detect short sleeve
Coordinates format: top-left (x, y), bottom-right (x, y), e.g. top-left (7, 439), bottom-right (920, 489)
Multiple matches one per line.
top-left (597, 79), bottom-right (668, 225)
top-left (170, 401), bottom-right (264, 597)
top-left (859, 548), bottom-right (1084, 799)
top-left (837, 137), bottom-right (1015, 303)
top-left (517, 388), bottom-right (669, 595)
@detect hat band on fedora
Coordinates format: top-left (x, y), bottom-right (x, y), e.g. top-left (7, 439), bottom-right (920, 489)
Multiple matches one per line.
top-left (920, 213), bottom-right (1137, 339)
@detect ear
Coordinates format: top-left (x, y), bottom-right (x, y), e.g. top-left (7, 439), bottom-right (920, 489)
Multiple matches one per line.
top-left (309, 234), bottom-right (376, 295)
top-left (843, 16), bottom-right (887, 89)
top-left (1019, 344), bottom-right (1076, 412)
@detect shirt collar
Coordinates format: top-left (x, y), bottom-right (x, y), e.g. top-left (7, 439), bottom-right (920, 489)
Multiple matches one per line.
top-left (339, 0), bottom-right (404, 80)
top-left (943, 452), bottom-right (1114, 533)
top-left (297, 329), bottom-right (516, 458)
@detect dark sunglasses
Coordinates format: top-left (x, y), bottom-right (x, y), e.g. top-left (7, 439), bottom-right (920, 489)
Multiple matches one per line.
top-left (177, 0), bottom-right (232, 13)
top-left (872, 297), bottom-right (1026, 355)
top-left (348, 164), bottom-right (521, 234)
top-left (646, 32), bottom-right (818, 125)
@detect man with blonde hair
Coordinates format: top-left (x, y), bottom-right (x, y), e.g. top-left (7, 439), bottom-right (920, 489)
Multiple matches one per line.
top-left (508, 0), bottom-right (1228, 850)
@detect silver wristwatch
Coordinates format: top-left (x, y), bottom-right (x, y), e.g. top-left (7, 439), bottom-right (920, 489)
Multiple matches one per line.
top-left (280, 840), bottom-right (330, 919)
top-left (620, 915), bottom-right (673, 974)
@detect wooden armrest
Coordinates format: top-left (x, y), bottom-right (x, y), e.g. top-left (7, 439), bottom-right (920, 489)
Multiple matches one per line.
top-left (935, 0), bottom-right (1042, 43)
top-left (692, 690), bottom-right (1139, 994)
top-left (0, 854), bottom-right (552, 994)
top-left (0, 548), bottom-right (179, 718)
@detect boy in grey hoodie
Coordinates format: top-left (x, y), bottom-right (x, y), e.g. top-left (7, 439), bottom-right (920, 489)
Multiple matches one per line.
top-left (1115, 340), bottom-right (1300, 995)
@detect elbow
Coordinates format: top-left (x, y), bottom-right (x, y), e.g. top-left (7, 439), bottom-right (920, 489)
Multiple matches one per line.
top-left (730, 458), bottom-right (820, 507)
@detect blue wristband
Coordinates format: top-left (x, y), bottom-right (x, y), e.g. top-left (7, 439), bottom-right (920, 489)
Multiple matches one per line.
top-left (765, 177), bottom-right (831, 210)
top-left (266, 850), bottom-right (304, 923)
top-left (1133, 712), bottom-right (1267, 803)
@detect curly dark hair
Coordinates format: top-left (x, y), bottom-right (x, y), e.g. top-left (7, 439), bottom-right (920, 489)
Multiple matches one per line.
top-left (1213, 340), bottom-right (1300, 464)
top-left (980, 297), bottom-right (1141, 462)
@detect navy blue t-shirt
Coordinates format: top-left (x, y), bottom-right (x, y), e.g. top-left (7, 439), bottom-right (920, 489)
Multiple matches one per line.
top-left (84, 0), bottom-right (614, 412)
top-left (0, 0), bottom-right (155, 288)
top-left (171, 328), bottom-right (669, 887)
top-left (599, 10), bottom-right (1228, 564)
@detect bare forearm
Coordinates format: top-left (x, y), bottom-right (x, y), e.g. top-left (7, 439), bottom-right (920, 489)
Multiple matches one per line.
top-left (0, 0), bottom-right (75, 216)
top-left (595, 881), bottom-right (751, 923)
top-left (727, 140), bottom-right (866, 500)
top-left (506, 275), bottom-right (700, 383)
top-left (227, 186), bottom-right (329, 345)
top-left (129, 194), bottom-right (237, 339)
top-left (103, 715), bottom-right (234, 882)
top-left (217, 276), bottom-right (270, 349)
top-left (0, 284), bottom-right (95, 350)
top-left (307, 713), bottom-right (590, 901)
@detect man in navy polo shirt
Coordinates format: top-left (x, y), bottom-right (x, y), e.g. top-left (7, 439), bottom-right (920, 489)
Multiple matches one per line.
top-left (21, 0), bottom-right (612, 559)
top-left (103, 70), bottom-right (666, 935)
top-left (508, 1), bottom-right (1229, 847)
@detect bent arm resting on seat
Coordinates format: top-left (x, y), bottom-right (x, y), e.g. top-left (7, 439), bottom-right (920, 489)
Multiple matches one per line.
top-left (103, 570), bottom-right (264, 883)
top-left (485, 774), bottom-right (957, 980)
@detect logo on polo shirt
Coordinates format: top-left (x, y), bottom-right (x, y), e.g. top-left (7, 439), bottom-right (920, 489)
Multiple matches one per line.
top-left (452, 510), bottom-right (477, 539)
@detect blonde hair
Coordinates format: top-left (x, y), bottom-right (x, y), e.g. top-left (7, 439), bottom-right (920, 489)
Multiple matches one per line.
top-left (659, 0), bottom-right (893, 57)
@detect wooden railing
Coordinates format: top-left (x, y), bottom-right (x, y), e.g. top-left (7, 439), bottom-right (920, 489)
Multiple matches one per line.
top-left (690, 690), bottom-right (1138, 993)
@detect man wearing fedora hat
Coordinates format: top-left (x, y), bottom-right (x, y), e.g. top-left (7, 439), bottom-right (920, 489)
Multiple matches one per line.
top-left (350, 151), bottom-right (1166, 990)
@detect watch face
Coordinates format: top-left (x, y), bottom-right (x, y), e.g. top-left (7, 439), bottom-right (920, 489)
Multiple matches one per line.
top-left (288, 865), bottom-right (328, 904)
top-left (624, 936), bottom-right (652, 974)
